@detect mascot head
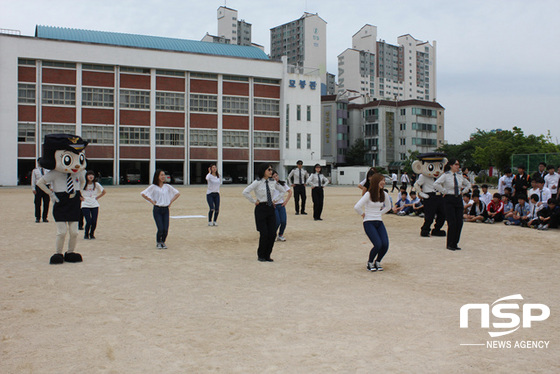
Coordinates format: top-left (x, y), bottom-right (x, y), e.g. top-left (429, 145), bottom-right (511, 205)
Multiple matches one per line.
top-left (412, 152), bottom-right (448, 179)
top-left (40, 134), bottom-right (88, 173)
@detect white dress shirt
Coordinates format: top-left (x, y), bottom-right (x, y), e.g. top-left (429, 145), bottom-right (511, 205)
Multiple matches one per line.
top-left (81, 182), bottom-right (104, 208)
top-left (434, 171), bottom-right (471, 196)
top-left (498, 175), bottom-right (514, 194)
top-left (354, 191), bottom-right (392, 222)
top-left (480, 191), bottom-right (492, 206)
top-left (288, 167), bottom-right (309, 185)
top-left (141, 184), bottom-right (179, 207)
top-left (272, 183), bottom-right (291, 204)
top-left (544, 172), bottom-right (559, 194)
top-left (306, 173), bottom-right (329, 188)
top-left (243, 178), bottom-right (286, 204)
top-left (206, 173), bottom-right (221, 194)
top-left (31, 167), bottom-right (50, 190)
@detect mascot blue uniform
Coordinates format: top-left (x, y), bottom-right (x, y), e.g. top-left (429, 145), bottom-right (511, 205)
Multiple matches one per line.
top-left (36, 134), bottom-right (88, 264)
top-left (412, 152), bottom-right (447, 237)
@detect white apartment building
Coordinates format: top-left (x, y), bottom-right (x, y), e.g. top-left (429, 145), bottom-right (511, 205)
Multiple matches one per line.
top-left (338, 24), bottom-right (437, 101)
top-left (270, 13), bottom-right (330, 94)
top-left (202, 6), bottom-right (254, 48)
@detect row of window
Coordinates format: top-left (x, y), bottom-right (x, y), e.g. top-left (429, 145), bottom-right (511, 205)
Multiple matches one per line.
top-left (18, 84), bottom-right (280, 115)
top-left (17, 123), bottom-right (279, 148)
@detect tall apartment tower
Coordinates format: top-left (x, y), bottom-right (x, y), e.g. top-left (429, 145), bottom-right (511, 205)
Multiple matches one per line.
top-left (270, 13), bottom-right (329, 93)
top-left (216, 6), bottom-right (252, 46)
top-left (338, 24), bottom-right (436, 101)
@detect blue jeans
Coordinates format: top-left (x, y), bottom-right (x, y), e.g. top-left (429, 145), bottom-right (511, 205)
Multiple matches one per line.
top-left (275, 204), bottom-right (287, 236)
top-left (363, 220), bottom-right (389, 263)
top-left (153, 206), bottom-right (169, 244)
top-left (82, 207), bottom-right (99, 236)
top-left (206, 193), bottom-right (220, 222)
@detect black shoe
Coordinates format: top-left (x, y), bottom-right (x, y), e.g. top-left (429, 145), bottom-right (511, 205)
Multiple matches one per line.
top-left (49, 253), bottom-right (64, 264)
top-left (447, 246), bottom-right (457, 251)
top-left (84, 235), bottom-right (89, 240)
top-left (78, 226), bottom-right (84, 230)
top-left (295, 212), bottom-right (300, 215)
top-left (314, 218), bottom-right (323, 221)
top-left (454, 247), bottom-right (462, 250)
top-left (420, 231), bottom-right (430, 237)
top-left (36, 219), bottom-right (40, 223)
top-left (258, 258), bottom-right (267, 262)
top-left (431, 230), bottom-right (446, 237)
top-left (301, 212), bottom-right (308, 215)
top-left (266, 258), bottom-right (274, 262)
top-left (89, 235), bottom-right (96, 240)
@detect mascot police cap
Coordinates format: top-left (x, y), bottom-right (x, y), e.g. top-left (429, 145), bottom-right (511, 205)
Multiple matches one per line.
top-left (40, 134), bottom-right (88, 170)
top-left (416, 152), bottom-right (447, 161)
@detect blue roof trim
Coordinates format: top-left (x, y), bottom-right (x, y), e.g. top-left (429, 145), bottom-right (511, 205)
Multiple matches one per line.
top-left (35, 25), bottom-right (269, 60)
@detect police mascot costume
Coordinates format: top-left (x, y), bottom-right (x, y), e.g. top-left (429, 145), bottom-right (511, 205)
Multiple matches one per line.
top-left (412, 152), bottom-right (447, 237)
top-left (36, 134), bottom-right (88, 264)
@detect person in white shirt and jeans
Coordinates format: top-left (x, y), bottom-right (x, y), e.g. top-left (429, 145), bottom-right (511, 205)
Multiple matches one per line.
top-left (81, 170), bottom-right (106, 239)
top-left (205, 163), bottom-right (221, 226)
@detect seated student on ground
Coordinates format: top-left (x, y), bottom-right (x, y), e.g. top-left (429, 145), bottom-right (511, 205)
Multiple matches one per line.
top-left (392, 191), bottom-right (411, 215)
top-left (536, 198), bottom-right (560, 230)
top-left (502, 194), bottom-right (515, 220)
top-left (465, 191), bottom-right (487, 223)
top-left (506, 195), bottom-right (531, 226)
top-left (486, 193), bottom-right (505, 223)
top-left (463, 193), bottom-right (474, 216)
top-left (527, 194), bottom-right (542, 228)
top-left (504, 186), bottom-right (513, 200)
top-left (407, 191), bottom-right (424, 216)
top-left (480, 184), bottom-right (492, 206)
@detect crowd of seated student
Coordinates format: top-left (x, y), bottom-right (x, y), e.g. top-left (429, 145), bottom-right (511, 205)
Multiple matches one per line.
top-left (393, 164), bottom-right (560, 230)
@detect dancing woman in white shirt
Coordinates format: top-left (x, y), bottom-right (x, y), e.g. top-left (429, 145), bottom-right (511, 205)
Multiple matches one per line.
top-left (354, 173), bottom-right (392, 272)
top-left (141, 170), bottom-right (180, 249)
top-left (81, 170), bottom-right (106, 239)
top-left (206, 163), bottom-right (221, 226)
top-left (243, 164), bottom-right (286, 262)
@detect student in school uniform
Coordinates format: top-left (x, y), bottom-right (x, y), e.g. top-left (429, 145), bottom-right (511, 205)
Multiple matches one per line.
top-left (354, 173), bottom-right (392, 272)
top-left (512, 165), bottom-right (531, 201)
top-left (205, 163), bottom-right (221, 226)
top-left (391, 172), bottom-right (398, 192)
top-left (480, 184), bottom-right (492, 207)
top-left (401, 172), bottom-right (410, 191)
top-left (486, 193), bottom-right (505, 224)
top-left (392, 191), bottom-right (411, 215)
top-left (272, 170), bottom-right (292, 242)
top-left (408, 191), bottom-right (424, 216)
top-left (534, 177), bottom-right (552, 209)
top-left (498, 168), bottom-right (514, 196)
top-left (306, 164), bottom-right (329, 221)
top-left (81, 170), bottom-right (106, 239)
top-left (505, 195), bottom-right (531, 226)
top-left (465, 191), bottom-right (487, 223)
top-left (358, 167), bottom-right (377, 196)
top-left (544, 165), bottom-right (559, 199)
top-left (141, 170), bottom-right (180, 250)
top-left (536, 198), bottom-right (560, 230)
top-left (31, 158), bottom-right (51, 223)
top-left (434, 158), bottom-right (471, 250)
top-left (463, 193), bottom-right (474, 217)
top-left (527, 194), bottom-right (543, 228)
top-left (243, 164), bottom-right (287, 262)
top-left (502, 194), bottom-right (515, 220)
top-left (287, 160), bottom-right (309, 215)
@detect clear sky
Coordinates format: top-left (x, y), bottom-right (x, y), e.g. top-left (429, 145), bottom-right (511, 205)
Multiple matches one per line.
top-left (2, 0), bottom-right (559, 145)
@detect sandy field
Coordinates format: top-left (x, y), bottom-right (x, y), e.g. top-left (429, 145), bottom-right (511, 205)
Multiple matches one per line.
top-left (1, 185), bottom-right (558, 373)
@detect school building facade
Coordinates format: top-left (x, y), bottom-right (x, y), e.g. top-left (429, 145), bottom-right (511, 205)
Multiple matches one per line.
top-left (0, 26), bottom-right (322, 186)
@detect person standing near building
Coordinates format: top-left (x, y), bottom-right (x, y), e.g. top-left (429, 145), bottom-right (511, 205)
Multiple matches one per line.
top-left (31, 158), bottom-right (50, 223)
top-left (272, 170), bottom-right (292, 242)
top-left (141, 170), bottom-right (180, 250)
top-left (81, 170), bottom-right (106, 239)
top-left (307, 164), bottom-right (329, 221)
top-left (287, 160), bottom-right (309, 215)
top-left (391, 172), bottom-right (398, 192)
top-left (243, 164), bottom-right (287, 262)
top-left (354, 173), bottom-right (392, 271)
top-left (205, 163), bottom-right (221, 226)
top-left (401, 172), bottom-right (410, 191)
top-left (434, 158), bottom-right (471, 251)
top-left (512, 165), bottom-right (531, 201)
top-left (544, 165), bottom-right (559, 199)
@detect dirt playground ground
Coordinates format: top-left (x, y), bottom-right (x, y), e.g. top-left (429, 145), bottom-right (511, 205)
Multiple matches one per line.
top-left (1, 185), bottom-right (558, 373)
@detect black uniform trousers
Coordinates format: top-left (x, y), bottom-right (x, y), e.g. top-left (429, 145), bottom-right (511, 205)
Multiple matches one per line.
top-left (443, 195), bottom-right (464, 248)
top-left (293, 184), bottom-right (307, 213)
top-left (254, 203), bottom-right (277, 260)
top-left (312, 187), bottom-right (324, 220)
top-left (421, 193), bottom-right (445, 234)
top-left (34, 188), bottom-right (50, 221)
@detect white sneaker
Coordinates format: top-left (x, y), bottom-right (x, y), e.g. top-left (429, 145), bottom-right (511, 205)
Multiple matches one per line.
top-left (367, 262), bottom-right (377, 272)
top-left (277, 235), bottom-right (286, 241)
top-left (542, 224), bottom-right (549, 230)
top-left (161, 243), bottom-right (168, 249)
top-left (213, 222), bottom-right (218, 226)
top-left (375, 261), bottom-right (383, 271)
top-left (156, 243), bottom-right (163, 250)
top-left (208, 222), bottom-right (213, 226)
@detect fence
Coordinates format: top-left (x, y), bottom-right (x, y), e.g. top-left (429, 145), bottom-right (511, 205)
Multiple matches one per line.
top-left (511, 153), bottom-right (560, 174)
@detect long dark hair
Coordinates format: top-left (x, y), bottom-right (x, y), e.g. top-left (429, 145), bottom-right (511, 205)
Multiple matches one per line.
top-left (84, 170), bottom-right (97, 189)
top-left (272, 170), bottom-right (285, 186)
top-left (363, 167), bottom-right (377, 189)
top-left (368, 173), bottom-right (386, 202)
top-left (257, 163), bottom-right (273, 180)
top-left (209, 163), bottom-right (220, 178)
top-left (152, 169), bottom-right (165, 186)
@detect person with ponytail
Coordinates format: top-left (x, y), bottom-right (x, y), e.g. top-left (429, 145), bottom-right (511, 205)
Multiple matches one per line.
top-left (354, 173), bottom-right (392, 271)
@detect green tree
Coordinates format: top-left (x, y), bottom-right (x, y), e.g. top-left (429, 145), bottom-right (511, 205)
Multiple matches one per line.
top-left (345, 138), bottom-right (368, 166)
